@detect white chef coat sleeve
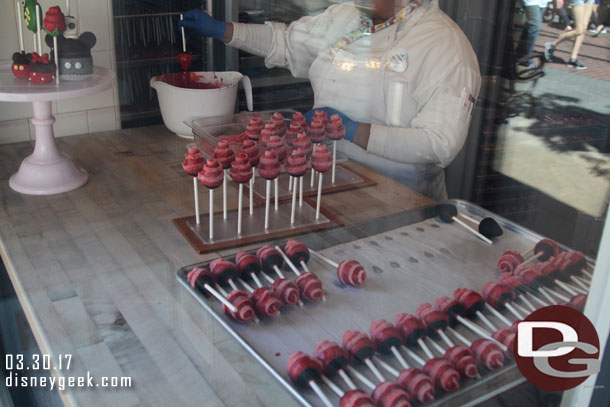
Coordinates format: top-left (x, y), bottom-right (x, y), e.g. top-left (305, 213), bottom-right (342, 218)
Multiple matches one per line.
top-left (366, 65), bottom-right (480, 168)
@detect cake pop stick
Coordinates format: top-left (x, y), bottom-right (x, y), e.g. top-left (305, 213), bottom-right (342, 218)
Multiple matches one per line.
top-left (35, 4), bottom-right (42, 54)
top-left (274, 245), bottom-right (325, 302)
top-left (182, 146), bottom-right (204, 224)
top-left (436, 204), bottom-right (493, 245)
top-left (16, 2), bottom-right (25, 52)
top-left (179, 14), bottom-right (186, 53)
top-left (345, 365), bottom-right (376, 391)
top-left (258, 151), bottom-right (280, 229)
top-left (186, 267), bottom-right (238, 313)
top-left (275, 178), bottom-right (279, 211)
top-left (285, 149), bottom-right (307, 224)
top-left (230, 153), bottom-right (253, 235)
top-left (327, 114), bottom-right (346, 184)
top-left (320, 375), bottom-right (344, 399)
top-left (374, 356), bottom-right (436, 404)
top-left (199, 159), bottom-right (223, 240)
top-left (447, 327), bottom-right (505, 370)
top-left (259, 272), bottom-right (303, 307)
top-left (241, 140), bottom-right (260, 216)
top-left (214, 141), bottom-right (235, 220)
top-left (287, 352), bottom-right (333, 407)
top-left (312, 145), bottom-right (332, 220)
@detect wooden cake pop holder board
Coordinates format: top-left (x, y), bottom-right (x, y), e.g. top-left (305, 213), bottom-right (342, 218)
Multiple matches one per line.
top-left (177, 200), bottom-right (595, 407)
top-left (173, 200), bottom-right (343, 254)
top-left (248, 163), bottom-right (377, 202)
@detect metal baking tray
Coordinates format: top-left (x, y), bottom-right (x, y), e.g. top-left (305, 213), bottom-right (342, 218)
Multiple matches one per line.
top-left (176, 200), bottom-right (593, 407)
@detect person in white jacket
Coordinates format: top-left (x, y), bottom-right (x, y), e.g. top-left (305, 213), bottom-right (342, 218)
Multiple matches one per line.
top-left (180, 0), bottom-right (481, 201)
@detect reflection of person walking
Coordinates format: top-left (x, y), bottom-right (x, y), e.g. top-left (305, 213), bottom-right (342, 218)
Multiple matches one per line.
top-left (545, 0), bottom-right (595, 69)
top-left (517, 0), bottom-right (547, 67)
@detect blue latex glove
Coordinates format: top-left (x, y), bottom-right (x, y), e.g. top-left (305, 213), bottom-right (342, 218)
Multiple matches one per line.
top-left (304, 107), bottom-right (359, 142)
top-left (178, 9), bottom-right (226, 39)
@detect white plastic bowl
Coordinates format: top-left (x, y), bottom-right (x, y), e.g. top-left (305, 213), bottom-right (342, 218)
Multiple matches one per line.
top-left (150, 71), bottom-right (253, 138)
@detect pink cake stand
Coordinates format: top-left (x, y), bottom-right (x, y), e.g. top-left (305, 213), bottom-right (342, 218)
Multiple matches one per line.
top-left (0, 65), bottom-right (115, 195)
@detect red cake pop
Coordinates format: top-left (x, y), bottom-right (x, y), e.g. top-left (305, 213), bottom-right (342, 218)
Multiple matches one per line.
top-left (492, 328), bottom-right (515, 356)
top-left (444, 345), bottom-right (478, 379)
top-left (292, 111), bottom-right (307, 128)
top-left (533, 238), bottom-right (560, 261)
top-left (482, 282), bottom-right (514, 310)
top-left (241, 140), bottom-right (261, 167)
top-left (257, 245), bottom-right (283, 275)
top-left (251, 287), bottom-right (281, 317)
top-left (210, 258), bottom-right (239, 287)
top-left (313, 110), bottom-right (329, 126)
top-left (396, 313), bottom-right (427, 347)
top-left (372, 382), bottom-right (411, 407)
top-left (284, 239), bottom-right (310, 265)
top-left (271, 278), bottom-right (301, 306)
top-left (416, 303), bottom-right (449, 337)
top-left (258, 150), bottom-right (281, 180)
top-left (235, 252), bottom-right (261, 280)
top-left (182, 146), bottom-right (204, 175)
top-left (295, 272), bottom-right (324, 302)
top-left (340, 390), bottom-right (375, 407)
top-left (453, 288), bottom-right (486, 317)
top-left (287, 351), bottom-right (323, 388)
top-left (342, 330), bottom-right (375, 363)
top-left (434, 296), bottom-right (467, 327)
top-left (223, 290), bottom-right (256, 323)
top-left (514, 266), bottom-right (545, 289)
top-left (396, 368), bottom-right (435, 404)
top-left (269, 112), bottom-right (287, 133)
top-left (422, 358), bottom-right (460, 392)
top-left (214, 141), bottom-right (235, 169)
top-left (199, 159), bottom-right (224, 188)
top-left (285, 123), bottom-right (303, 147)
top-left (312, 145), bottom-right (332, 173)
top-left (230, 153), bottom-right (252, 184)
top-left (259, 124), bottom-right (276, 149)
top-left (286, 149), bottom-right (308, 177)
top-left (497, 273), bottom-right (529, 295)
top-left (293, 133), bottom-right (314, 157)
top-left (337, 260), bottom-right (367, 286)
top-left (326, 114), bottom-right (346, 141)
top-left (315, 340), bottom-right (350, 377)
top-left (268, 136), bottom-right (287, 162)
top-left (471, 339), bottom-right (504, 370)
top-left (187, 266), bottom-right (215, 295)
top-left (308, 119), bottom-right (326, 144)
top-left (246, 117), bottom-right (265, 141)
top-left (370, 320), bottom-right (403, 354)
top-left (497, 250), bottom-right (524, 273)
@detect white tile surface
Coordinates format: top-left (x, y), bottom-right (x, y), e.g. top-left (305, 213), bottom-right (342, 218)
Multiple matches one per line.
top-left (0, 119), bottom-right (31, 144)
top-left (0, 101), bottom-right (33, 121)
top-left (77, 0), bottom-right (111, 52)
top-left (57, 87), bottom-right (114, 114)
top-left (87, 107), bottom-right (116, 133)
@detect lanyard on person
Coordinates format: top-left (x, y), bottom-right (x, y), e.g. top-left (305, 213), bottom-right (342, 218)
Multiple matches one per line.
top-left (329, 1), bottom-right (422, 58)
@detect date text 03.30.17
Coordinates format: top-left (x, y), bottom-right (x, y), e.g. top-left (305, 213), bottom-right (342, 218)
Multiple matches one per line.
top-left (5, 354), bottom-right (72, 371)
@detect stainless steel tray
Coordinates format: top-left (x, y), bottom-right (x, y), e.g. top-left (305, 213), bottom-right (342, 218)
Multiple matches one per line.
top-left (176, 200), bottom-right (592, 407)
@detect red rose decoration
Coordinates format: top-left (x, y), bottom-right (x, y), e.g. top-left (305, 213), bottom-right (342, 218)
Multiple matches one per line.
top-left (43, 6), bottom-right (66, 36)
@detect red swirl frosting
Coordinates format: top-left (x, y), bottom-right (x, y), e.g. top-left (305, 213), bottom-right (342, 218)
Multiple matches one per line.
top-left (229, 153), bottom-right (252, 184)
top-left (186, 266), bottom-right (214, 293)
top-left (395, 313), bottom-right (427, 347)
top-left (514, 266), bottom-right (544, 288)
top-left (372, 382), bottom-right (412, 407)
top-left (284, 239), bottom-right (310, 264)
top-left (235, 252), bottom-right (260, 280)
top-left (269, 112), bottom-right (287, 133)
top-left (314, 340), bottom-right (349, 375)
top-left (434, 296), bottom-right (466, 326)
top-left (342, 330), bottom-right (374, 362)
top-left (326, 114), bottom-right (346, 141)
top-left (182, 146), bottom-right (204, 175)
top-left (534, 238), bottom-right (559, 261)
top-left (497, 273), bottom-right (529, 295)
top-left (198, 159), bottom-right (224, 188)
top-left (251, 287), bottom-right (281, 317)
top-left (271, 278), bottom-right (300, 306)
top-left (311, 144), bottom-right (332, 173)
top-left (214, 141), bottom-right (235, 169)
top-left (453, 288), bottom-right (485, 317)
top-left (416, 303), bottom-right (449, 335)
top-left (293, 133), bottom-right (314, 157)
top-left (340, 390), bottom-right (375, 407)
top-left (396, 368), bottom-right (435, 404)
top-left (285, 149), bottom-right (308, 177)
top-left (287, 351), bottom-right (322, 388)
top-left (370, 320), bottom-right (402, 353)
top-left (295, 272), bottom-right (324, 302)
top-left (257, 150), bottom-right (281, 180)
top-left (209, 258), bottom-right (239, 287)
top-left (313, 110), bottom-right (329, 126)
top-left (241, 140), bottom-right (261, 167)
top-left (307, 119), bottom-right (326, 143)
top-left (534, 260), bottom-right (560, 281)
top-left (482, 282), bottom-right (515, 309)
top-left (444, 345), bottom-right (478, 379)
top-left (498, 250), bottom-right (524, 273)
top-left (422, 358), bottom-right (460, 392)
top-left (492, 328), bottom-right (515, 356)
top-left (268, 136), bottom-right (287, 162)
top-left (567, 293), bottom-right (586, 311)
top-left (246, 117), bottom-right (264, 140)
top-left (292, 112), bottom-right (307, 128)
top-left (337, 260), bottom-right (367, 286)
top-left (256, 245), bottom-right (283, 273)
top-left (284, 124), bottom-right (303, 147)
top-left (471, 338), bottom-right (504, 370)
top-left (223, 290), bottom-right (256, 323)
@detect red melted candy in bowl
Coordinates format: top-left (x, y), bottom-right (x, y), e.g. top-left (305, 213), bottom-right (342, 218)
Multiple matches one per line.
top-left (157, 72), bottom-right (227, 90)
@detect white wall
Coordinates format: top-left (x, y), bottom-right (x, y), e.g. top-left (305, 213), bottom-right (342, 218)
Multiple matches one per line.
top-left (0, 0), bottom-right (119, 145)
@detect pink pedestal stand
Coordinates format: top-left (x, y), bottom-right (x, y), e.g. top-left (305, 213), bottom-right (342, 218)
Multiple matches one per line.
top-left (0, 65), bottom-right (115, 195)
